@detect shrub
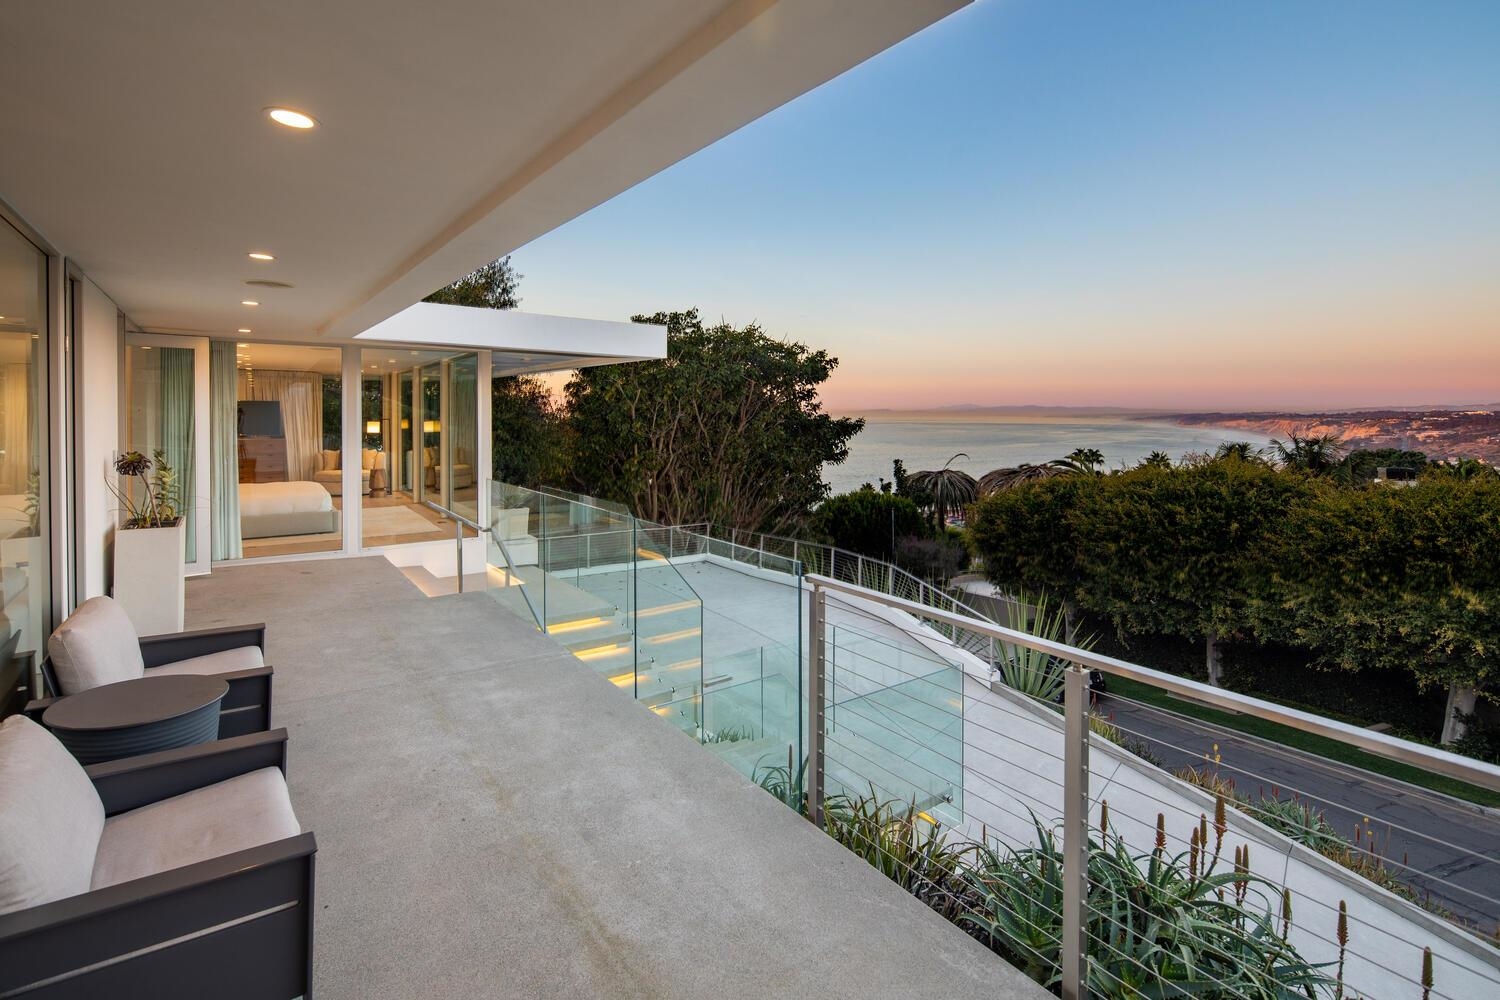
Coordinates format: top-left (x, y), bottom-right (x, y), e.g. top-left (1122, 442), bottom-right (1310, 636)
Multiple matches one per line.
top-left (960, 808), bottom-right (1333, 999)
top-left (811, 489), bottom-right (926, 560)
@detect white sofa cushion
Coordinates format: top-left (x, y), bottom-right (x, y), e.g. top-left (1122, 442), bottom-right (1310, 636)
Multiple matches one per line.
top-left (0, 717), bottom-right (106, 914)
top-left (91, 768), bottom-right (299, 891)
top-left (47, 595), bottom-right (145, 694)
top-left (149, 645), bottom-right (265, 678)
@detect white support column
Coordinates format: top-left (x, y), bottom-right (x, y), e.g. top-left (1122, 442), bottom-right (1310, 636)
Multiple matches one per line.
top-left (476, 350), bottom-right (492, 530)
top-left (341, 346), bottom-right (361, 554)
top-left (439, 358), bottom-right (451, 511)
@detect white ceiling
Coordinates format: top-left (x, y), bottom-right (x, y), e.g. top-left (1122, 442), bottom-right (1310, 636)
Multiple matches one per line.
top-left (0, 0), bottom-right (966, 343)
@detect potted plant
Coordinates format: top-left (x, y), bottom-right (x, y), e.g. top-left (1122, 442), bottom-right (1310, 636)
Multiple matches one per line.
top-left (107, 450), bottom-right (186, 634)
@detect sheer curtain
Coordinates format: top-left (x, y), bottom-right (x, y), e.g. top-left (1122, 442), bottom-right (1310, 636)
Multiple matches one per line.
top-left (237, 369), bottom-right (323, 481)
top-left (0, 363), bottom-right (31, 496)
top-left (160, 347), bottom-right (196, 562)
top-left (209, 341), bottom-right (241, 560)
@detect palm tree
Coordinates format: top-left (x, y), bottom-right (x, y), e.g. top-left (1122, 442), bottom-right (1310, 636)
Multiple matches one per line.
top-left (907, 454), bottom-right (978, 528)
top-left (1066, 447), bottom-right (1105, 474)
top-left (978, 460), bottom-right (1080, 494)
top-left (1269, 432), bottom-right (1344, 475)
top-left (1214, 440), bottom-right (1266, 463)
top-left (1138, 450), bottom-right (1173, 470)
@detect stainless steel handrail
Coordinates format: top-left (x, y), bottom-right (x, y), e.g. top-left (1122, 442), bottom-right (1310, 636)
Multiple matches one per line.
top-left (805, 572), bottom-right (1500, 795)
top-left (423, 500), bottom-right (488, 596)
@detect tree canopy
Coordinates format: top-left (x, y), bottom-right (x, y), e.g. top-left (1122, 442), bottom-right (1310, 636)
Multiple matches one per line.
top-left (423, 256), bottom-right (522, 309)
top-left (564, 309), bottom-right (862, 532)
top-left (492, 375), bottom-right (568, 488)
top-left (812, 489), bottom-right (926, 561)
top-left (971, 458), bottom-right (1500, 706)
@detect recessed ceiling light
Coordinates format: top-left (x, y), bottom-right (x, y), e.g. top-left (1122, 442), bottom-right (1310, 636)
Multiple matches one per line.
top-left (266, 107), bottom-right (317, 130)
top-left (241, 300), bottom-right (259, 307)
top-left (248, 251), bottom-right (275, 261)
top-left (237, 330), bottom-right (251, 335)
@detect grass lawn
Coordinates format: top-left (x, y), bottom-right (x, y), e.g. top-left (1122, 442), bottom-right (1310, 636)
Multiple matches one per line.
top-left (1107, 675), bottom-right (1500, 810)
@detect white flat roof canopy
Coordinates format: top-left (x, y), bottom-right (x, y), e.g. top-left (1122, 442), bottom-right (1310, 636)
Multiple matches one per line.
top-left (357, 302), bottom-right (666, 375)
top-left (0, 0), bottom-right (968, 342)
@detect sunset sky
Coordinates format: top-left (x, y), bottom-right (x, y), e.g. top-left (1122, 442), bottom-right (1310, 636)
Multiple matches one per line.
top-left (513, 0), bottom-right (1500, 412)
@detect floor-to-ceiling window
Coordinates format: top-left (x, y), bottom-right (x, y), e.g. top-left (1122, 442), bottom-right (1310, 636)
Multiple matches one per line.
top-left (0, 216), bottom-right (50, 711)
top-left (359, 348), bottom-right (479, 549)
top-left (226, 343), bottom-right (343, 558)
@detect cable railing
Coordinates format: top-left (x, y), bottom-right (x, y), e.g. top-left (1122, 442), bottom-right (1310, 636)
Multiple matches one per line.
top-left (674, 521), bottom-right (1007, 662)
top-left (476, 495), bottom-right (1500, 997)
top-left (801, 573), bottom-right (1500, 1000)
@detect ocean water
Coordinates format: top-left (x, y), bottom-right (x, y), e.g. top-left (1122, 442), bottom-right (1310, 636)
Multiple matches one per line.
top-left (823, 417), bottom-right (1270, 495)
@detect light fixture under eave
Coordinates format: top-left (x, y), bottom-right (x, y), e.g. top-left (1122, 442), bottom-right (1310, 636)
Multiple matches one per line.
top-left (237, 330), bottom-right (251, 335)
top-left (266, 107), bottom-right (317, 130)
top-left (241, 300), bottom-right (259, 307)
top-left (248, 251), bottom-right (275, 261)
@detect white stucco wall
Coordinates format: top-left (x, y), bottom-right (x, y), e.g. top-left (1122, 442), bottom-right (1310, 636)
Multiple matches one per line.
top-left (74, 275), bottom-right (119, 600)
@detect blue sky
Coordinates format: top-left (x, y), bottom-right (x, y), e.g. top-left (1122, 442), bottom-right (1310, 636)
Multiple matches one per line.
top-left (514, 0), bottom-right (1500, 411)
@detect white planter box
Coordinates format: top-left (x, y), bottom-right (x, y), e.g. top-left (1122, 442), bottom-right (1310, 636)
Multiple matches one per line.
top-left (112, 520), bottom-right (185, 636)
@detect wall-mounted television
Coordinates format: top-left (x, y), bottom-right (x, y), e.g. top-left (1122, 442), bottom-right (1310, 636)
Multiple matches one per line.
top-left (238, 400), bottom-right (284, 438)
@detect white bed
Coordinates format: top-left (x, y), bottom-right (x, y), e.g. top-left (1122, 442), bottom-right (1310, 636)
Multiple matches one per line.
top-left (239, 481), bottom-right (338, 539)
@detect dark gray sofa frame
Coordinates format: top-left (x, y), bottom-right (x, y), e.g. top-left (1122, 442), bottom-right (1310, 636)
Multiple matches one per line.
top-left (0, 729), bottom-right (316, 999)
top-left (25, 623), bottom-right (273, 738)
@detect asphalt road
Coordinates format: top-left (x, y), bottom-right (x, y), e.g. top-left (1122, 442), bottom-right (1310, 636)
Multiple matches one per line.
top-left (1096, 691), bottom-right (1500, 934)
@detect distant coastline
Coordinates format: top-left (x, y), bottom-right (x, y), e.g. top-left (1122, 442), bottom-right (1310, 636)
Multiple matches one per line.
top-left (830, 405), bottom-right (1499, 466)
top-left (1160, 409), bottom-right (1500, 464)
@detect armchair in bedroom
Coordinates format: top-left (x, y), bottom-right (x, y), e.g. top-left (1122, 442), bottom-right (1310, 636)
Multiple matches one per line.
top-left (311, 449), bottom-right (373, 497)
top-left (428, 446), bottom-right (476, 491)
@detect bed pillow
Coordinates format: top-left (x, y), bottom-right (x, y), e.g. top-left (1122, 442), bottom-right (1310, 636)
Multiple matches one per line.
top-left (322, 449), bottom-right (340, 472)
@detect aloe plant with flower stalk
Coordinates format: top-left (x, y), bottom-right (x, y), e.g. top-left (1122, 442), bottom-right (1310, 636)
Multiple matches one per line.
top-left (107, 450), bottom-right (182, 528)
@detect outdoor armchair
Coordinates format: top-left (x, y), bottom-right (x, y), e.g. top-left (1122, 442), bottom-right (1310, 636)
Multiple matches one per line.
top-left (0, 717), bottom-right (316, 999)
top-left (26, 595), bottom-right (273, 737)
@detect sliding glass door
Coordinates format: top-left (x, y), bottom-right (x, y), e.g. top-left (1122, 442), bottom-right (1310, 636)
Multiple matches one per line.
top-left (123, 335), bottom-right (210, 575)
top-left (0, 215), bottom-right (50, 704)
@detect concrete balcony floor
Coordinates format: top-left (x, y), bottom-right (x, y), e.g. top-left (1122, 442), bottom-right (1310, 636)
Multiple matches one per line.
top-left (186, 557), bottom-right (1045, 1000)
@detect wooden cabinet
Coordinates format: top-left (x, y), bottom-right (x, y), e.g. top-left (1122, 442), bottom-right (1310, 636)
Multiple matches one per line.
top-left (238, 437), bottom-right (287, 483)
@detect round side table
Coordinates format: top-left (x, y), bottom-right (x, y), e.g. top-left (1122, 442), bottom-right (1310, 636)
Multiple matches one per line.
top-left (43, 674), bottom-right (229, 765)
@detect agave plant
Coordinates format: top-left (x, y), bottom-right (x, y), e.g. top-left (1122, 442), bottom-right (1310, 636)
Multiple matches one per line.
top-left (992, 590), bottom-right (1095, 702)
top-left (906, 454), bottom-right (978, 527)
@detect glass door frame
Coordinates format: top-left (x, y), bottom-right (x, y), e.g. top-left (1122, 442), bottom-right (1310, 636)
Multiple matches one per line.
top-left (122, 333), bottom-right (211, 576)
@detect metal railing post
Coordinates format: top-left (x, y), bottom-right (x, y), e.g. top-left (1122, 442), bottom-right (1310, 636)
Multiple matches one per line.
top-left (1061, 664), bottom-right (1089, 1000)
top-left (807, 585), bottom-right (827, 827)
top-left (454, 517), bottom-right (465, 593)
